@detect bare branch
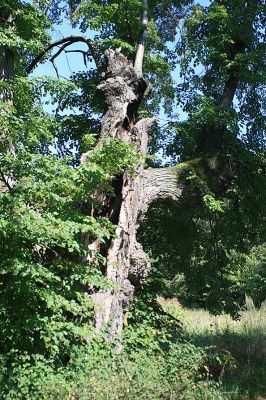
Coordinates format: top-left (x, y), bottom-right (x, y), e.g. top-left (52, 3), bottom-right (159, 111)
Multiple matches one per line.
top-left (65, 50), bottom-right (89, 67)
top-left (64, 49), bottom-right (88, 56)
top-left (50, 41), bottom-right (73, 64)
top-left (26, 35), bottom-right (100, 73)
top-left (51, 59), bottom-right (60, 79)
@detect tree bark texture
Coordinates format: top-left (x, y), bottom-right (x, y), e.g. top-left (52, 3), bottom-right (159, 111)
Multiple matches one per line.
top-left (88, 48), bottom-right (237, 336)
top-left (87, 49), bottom-right (192, 336)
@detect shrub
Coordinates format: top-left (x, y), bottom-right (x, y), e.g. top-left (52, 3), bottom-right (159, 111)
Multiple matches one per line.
top-left (0, 335), bottom-right (228, 400)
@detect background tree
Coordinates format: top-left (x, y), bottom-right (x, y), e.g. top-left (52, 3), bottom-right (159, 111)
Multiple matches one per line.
top-left (138, 0), bottom-right (266, 315)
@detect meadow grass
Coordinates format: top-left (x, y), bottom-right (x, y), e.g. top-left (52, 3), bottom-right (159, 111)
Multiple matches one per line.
top-left (158, 296), bottom-right (266, 400)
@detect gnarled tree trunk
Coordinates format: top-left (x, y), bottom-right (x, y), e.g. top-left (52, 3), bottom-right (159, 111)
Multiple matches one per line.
top-left (22, 0), bottom-right (240, 338)
top-left (88, 49), bottom-right (156, 335)
top-left (87, 49), bottom-right (197, 336)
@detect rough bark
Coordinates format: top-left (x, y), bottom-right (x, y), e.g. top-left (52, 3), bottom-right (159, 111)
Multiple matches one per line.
top-left (87, 46), bottom-right (239, 336)
top-left (91, 143), bottom-right (190, 336)
top-left (83, 41), bottom-right (237, 336)
top-left (89, 52), bottom-right (155, 333)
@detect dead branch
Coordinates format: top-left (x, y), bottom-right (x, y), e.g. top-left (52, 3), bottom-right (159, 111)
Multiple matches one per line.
top-left (26, 35), bottom-right (100, 73)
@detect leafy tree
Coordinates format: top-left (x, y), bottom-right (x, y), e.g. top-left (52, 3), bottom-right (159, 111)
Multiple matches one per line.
top-left (0, 0), bottom-right (265, 364)
top-left (138, 0), bottom-right (266, 315)
top-left (0, 0), bottom-right (140, 359)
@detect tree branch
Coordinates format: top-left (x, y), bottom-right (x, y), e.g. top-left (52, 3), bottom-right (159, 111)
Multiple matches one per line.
top-left (139, 155), bottom-right (236, 219)
top-left (50, 41), bottom-right (74, 64)
top-left (221, 76), bottom-right (238, 107)
top-left (65, 50), bottom-right (89, 66)
top-left (0, 168), bottom-right (13, 192)
top-left (26, 35), bottom-right (100, 74)
top-left (134, 0), bottom-right (149, 77)
top-left (220, 38), bottom-right (247, 107)
top-left (51, 59), bottom-right (60, 79)
top-left (140, 167), bottom-right (184, 218)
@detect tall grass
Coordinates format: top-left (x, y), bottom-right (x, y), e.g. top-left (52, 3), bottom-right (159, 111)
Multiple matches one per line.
top-left (158, 296), bottom-right (266, 400)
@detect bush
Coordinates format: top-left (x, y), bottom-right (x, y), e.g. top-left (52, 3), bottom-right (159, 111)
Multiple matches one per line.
top-left (0, 334), bottom-right (228, 400)
top-left (242, 244), bottom-right (266, 307)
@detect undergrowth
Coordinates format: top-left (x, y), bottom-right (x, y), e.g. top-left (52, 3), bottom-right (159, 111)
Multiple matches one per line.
top-left (159, 296), bottom-right (266, 400)
top-left (0, 298), bottom-right (229, 400)
top-left (0, 335), bottom-right (227, 400)
top-left (1, 296), bottom-right (265, 399)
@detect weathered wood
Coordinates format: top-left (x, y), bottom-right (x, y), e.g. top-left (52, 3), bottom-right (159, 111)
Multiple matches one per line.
top-left (85, 48), bottom-right (191, 336)
top-left (85, 46), bottom-right (236, 336)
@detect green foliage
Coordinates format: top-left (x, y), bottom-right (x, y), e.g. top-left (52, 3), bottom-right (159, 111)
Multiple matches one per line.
top-left (0, 1), bottom-right (146, 389)
top-left (239, 244), bottom-right (266, 307)
top-left (171, 0), bottom-right (266, 157)
top-left (0, 335), bottom-right (228, 400)
top-left (138, 158), bottom-right (266, 315)
top-left (0, 0), bottom-right (52, 74)
top-left (0, 18), bottom-right (140, 359)
top-left (0, 109), bottom-right (138, 356)
top-left (0, 0), bottom-right (265, 399)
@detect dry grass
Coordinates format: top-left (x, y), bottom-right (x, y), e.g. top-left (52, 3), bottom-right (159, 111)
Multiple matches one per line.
top-left (158, 295), bottom-right (266, 333)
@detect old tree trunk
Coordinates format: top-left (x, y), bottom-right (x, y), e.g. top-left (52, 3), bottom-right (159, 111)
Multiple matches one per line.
top-left (88, 49), bottom-right (170, 335)
top-left (85, 1), bottom-right (238, 335)
top-left (88, 48), bottom-right (227, 336)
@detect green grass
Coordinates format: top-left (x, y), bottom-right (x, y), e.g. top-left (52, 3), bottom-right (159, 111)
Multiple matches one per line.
top-left (158, 296), bottom-right (266, 400)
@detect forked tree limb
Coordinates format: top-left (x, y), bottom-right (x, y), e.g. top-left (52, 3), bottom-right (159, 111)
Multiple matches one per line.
top-left (26, 35), bottom-right (100, 73)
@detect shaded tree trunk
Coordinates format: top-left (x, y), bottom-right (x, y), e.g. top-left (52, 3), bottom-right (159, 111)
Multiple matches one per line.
top-left (0, 10), bottom-right (14, 102)
top-left (196, 39), bottom-right (246, 155)
top-left (0, 9), bottom-right (15, 193)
